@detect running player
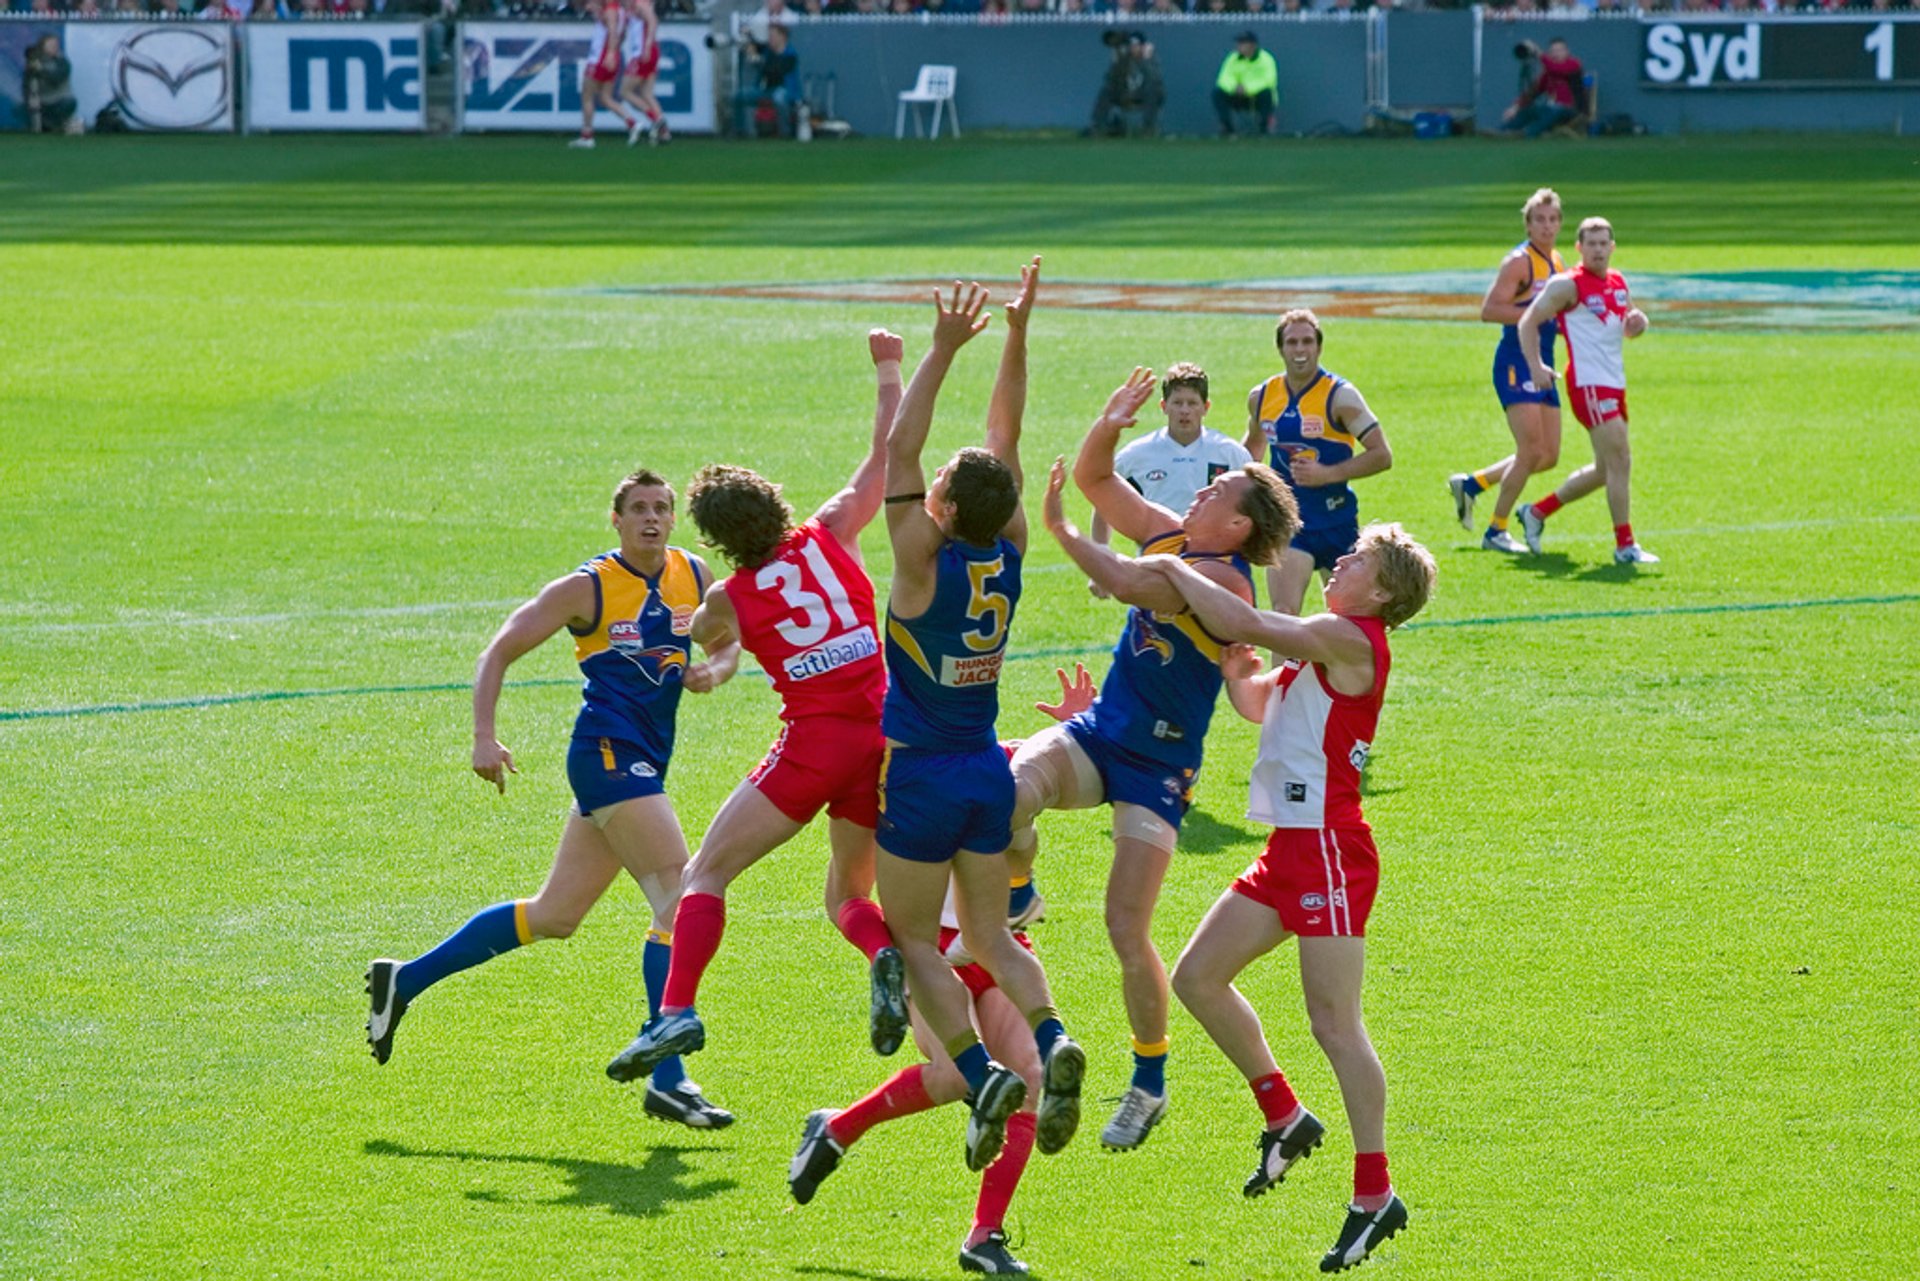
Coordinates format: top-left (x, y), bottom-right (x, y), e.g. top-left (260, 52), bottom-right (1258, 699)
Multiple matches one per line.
top-left (365, 468), bottom-right (739, 1129)
top-left (617, 0), bottom-right (670, 145)
top-left (788, 906), bottom-right (1047, 1276)
top-left (1515, 216), bottom-right (1659, 565)
top-left (571, 0), bottom-right (644, 149)
top-left (877, 264), bottom-right (1086, 1171)
top-left (1088, 362), bottom-right (1253, 598)
top-left (1448, 187), bottom-right (1567, 553)
top-left (1243, 310), bottom-right (1393, 615)
top-left (1141, 522), bottom-right (1435, 1275)
top-left (1013, 375), bottom-right (1298, 1153)
top-left (605, 330), bottom-right (910, 1089)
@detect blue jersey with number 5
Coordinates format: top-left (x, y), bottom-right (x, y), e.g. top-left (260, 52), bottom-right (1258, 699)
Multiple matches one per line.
top-left (883, 538), bottom-right (1022, 752)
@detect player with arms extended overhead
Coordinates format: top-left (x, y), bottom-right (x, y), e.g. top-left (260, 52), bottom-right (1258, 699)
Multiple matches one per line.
top-left (1016, 375), bottom-right (1299, 1153)
top-left (617, 0), bottom-right (670, 145)
top-left (1142, 521), bottom-right (1435, 1274)
top-left (605, 330), bottom-right (913, 1089)
top-left (1515, 216), bottom-right (1659, 565)
top-left (1244, 310), bottom-right (1393, 615)
top-left (875, 264), bottom-right (1086, 1172)
top-left (365, 468), bottom-right (740, 1129)
top-left (1448, 187), bottom-right (1567, 553)
top-left (571, 0), bottom-right (645, 148)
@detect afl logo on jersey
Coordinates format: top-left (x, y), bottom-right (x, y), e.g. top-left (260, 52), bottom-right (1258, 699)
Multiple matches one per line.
top-left (1145, 468), bottom-right (1169, 484)
top-left (1585, 295), bottom-right (1609, 319)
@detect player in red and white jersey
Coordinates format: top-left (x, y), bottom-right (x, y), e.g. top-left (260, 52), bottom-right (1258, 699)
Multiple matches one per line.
top-left (1515, 216), bottom-right (1660, 566)
top-left (607, 329), bottom-right (909, 1089)
top-left (571, 0), bottom-right (644, 149)
top-left (1140, 522), bottom-right (1435, 1276)
top-left (618, 0), bottom-right (670, 145)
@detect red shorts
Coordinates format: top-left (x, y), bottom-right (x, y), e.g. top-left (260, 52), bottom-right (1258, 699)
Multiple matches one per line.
top-left (1566, 381), bottom-right (1628, 431)
top-left (1231, 827), bottom-right (1380, 937)
top-left (938, 926), bottom-right (1035, 1000)
top-left (749, 716), bottom-right (884, 829)
top-left (627, 46), bottom-right (660, 79)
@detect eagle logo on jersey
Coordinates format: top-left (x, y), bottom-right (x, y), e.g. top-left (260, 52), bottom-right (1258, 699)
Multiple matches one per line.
top-left (607, 619), bottom-right (688, 685)
top-left (1128, 613), bottom-right (1176, 665)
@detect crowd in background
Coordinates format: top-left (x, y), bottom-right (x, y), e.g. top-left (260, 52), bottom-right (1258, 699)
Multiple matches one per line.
top-left (7, 0), bottom-right (1911, 18)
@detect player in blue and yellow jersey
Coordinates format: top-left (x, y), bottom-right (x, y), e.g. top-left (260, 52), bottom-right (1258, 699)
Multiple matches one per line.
top-left (1014, 369), bottom-right (1299, 1153)
top-left (877, 262), bottom-right (1087, 1174)
top-left (1243, 309), bottom-right (1393, 616)
top-left (1449, 187), bottom-right (1569, 554)
top-left (365, 468), bottom-right (741, 1129)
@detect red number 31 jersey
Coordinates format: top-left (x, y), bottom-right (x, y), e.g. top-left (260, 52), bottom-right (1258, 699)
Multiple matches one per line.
top-left (724, 519), bottom-right (886, 724)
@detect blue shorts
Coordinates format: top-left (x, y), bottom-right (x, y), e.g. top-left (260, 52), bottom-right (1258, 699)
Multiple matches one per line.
top-left (1064, 717), bottom-right (1196, 832)
top-left (1289, 519), bottom-right (1359, 574)
top-left (567, 734), bottom-right (667, 818)
top-left (877, 743), bottom-right (1016, 863)
top-left (1493, 348), bottom-right (1560, 408)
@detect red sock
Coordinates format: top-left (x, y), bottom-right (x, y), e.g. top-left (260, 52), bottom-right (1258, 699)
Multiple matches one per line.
top-left (1251, 1071), bottom-right (1300, 1127)
top-left (826, 1065), bottom-right (935, 1147)
top-left (1532, 492), bottom-right (1564, 519)
top-left (971, 1110), bottom-right (1036, 1238)
top-left (835, 897), bottom-right (893, 962)
top-left (660, 893), bottom-right (724, 1010)
top-left (1614, 523), bottom-right (1635, 549)
top-left (1354, 1151), bottom-right (1391, 1200)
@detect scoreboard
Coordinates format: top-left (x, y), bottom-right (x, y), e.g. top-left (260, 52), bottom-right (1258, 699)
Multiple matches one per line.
top-left (1641, 17), bottom-right (1920, 89)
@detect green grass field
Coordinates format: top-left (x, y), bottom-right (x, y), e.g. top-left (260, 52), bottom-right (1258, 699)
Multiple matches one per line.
top-left (3, 135), bottom-right (1917, 1279)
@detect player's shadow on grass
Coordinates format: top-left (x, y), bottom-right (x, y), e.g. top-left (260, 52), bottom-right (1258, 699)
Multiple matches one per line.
top-left (1173, 804), bottom-right (1260, 856)
top-left (795, 1265), bottom-right (944, 1281)
top-left (1500, 552), bottom-right (1651, 587)
top-left (364, 1138), bottom-right (736, 1219)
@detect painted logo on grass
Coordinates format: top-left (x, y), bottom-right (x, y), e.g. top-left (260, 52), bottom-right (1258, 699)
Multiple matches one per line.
top-left (566, 271), bottom-right (1920, 333)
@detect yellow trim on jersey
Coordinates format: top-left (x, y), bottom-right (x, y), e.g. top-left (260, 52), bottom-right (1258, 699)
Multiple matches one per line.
top-left (877, 743), bottom-right (893, 814)
top-left (1257, 371), bottom-right (1352, 447)
top-left (574, 548), bottom-right (704, 663)
top-left (886, 616), bottom-right (938, 681)
top-left (600, 737), bottom-right (616, 771)
top-left (1139, 530), bottom-right (1231, 665)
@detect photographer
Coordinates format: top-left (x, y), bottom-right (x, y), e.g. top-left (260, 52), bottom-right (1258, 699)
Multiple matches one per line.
top-left (1089, 29), bottom-right (1164, 138)
top-left (23, 34), bottom-right (77, 136)
top-left (744, 23), bottom-right (801, 138)
top-left (1500, 37), bottom-right (1585, 139)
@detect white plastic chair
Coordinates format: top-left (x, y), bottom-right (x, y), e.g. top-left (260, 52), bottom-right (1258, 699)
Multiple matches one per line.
top-left (895, 65), bottom-right (960, 140)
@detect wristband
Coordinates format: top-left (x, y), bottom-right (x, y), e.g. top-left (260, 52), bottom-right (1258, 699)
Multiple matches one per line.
top-left (876, 359), bottom-right (902, 387)
top-left (885, 492), bottom-right (926, 505)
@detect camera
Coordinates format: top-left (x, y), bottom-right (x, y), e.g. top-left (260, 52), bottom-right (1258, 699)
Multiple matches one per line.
top-left (1513, 40), bottom-right (1540, 60)
top-left (1102, 28), bottom-right (1129, 48)
top-left (706, 32), bottom-right (737, 49)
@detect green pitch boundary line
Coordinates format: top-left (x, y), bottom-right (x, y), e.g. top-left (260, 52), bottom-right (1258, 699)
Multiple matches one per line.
top-left (4, 592), bottom-right (1915, 724)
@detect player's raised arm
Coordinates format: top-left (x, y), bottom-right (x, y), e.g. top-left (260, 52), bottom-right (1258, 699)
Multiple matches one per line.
top-left (986, 256), bottom-right (1039, 555)
top-left (1043, 456), bottom-right (1201, 616)
top-left (1518, 274), bottom-right (1576, 390)
top-left (815, 328), bottom-right (908, 551)
top-left (885, 283), bottom-right (991, 601)
top-left (1075, 369), bottom-right (1183, 547)
top-left (471, 572), bottom-right (597, 792)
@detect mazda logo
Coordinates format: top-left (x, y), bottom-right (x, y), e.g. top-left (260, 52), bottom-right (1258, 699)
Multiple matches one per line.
top-left (112, 27), bottom-right (229, 131)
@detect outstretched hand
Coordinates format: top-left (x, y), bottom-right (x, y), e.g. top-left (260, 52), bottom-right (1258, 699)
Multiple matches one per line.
top-left (932, 280), bottom-right (991, 353)
top-left (869, 328), bottom-right (905, 366)
top-left (1100, 367), bottom-right (1158, 430)
top-left (1042, 455), bottom-right (1069, 531)
top-left (1220, 643), bottom-right (1265, 682)
top-left (1003, 255), bottom-right (1041, 333)
top-left (1035, 661), bottom-right (1095, 721)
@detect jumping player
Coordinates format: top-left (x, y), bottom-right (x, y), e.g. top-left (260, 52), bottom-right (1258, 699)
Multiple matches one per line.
top-left (571, 0), bottom-right (644, 149)
top-left (1244, 310), bottom-right (1393, 615)
top-left (1142, 522), bottom-right (1435, 1275)
top-left (617, 0), bottom-right (670, 145)
top-left (1015, 375), bottom-right (1298, 1153)
top-left (1088, 362), bottom-right (1253, 598)
top-left (365, 468), bottom-right (739, 1130)
top-left (1515, 216), bottom-right (1659, 565)
top-left (877, 265), bottom-right (1086, 1171)
top-left (1448, 187), bottom-right (1567, 554)
top-left (605, 330), bottom-right (910, 1089)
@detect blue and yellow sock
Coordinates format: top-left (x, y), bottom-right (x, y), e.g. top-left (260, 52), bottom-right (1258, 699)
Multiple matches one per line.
top-left (1028, 1007), bottom-right (1065, 1060)
top-left (643, 928), bottom-right (687, 1091)
top-left (1460, 474), bottom-right (1486, 498)
top-left (1131, 1037), bottom-right (1169, 1097)
top-left (949, 1035), bottom-right (991, 1094)
top-left (396, 901), bottom-right (529, 1004)
top-left (1008, 875), bottom-right (1037, 921)
top-left (1488, 512), bottom-right (1510, 532)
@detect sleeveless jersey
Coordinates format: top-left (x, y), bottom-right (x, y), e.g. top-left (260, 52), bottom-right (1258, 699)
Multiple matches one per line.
top-left (1496, 240), bottom-right (1565, 361)
top-left (1254, 369), bottom-right (1361, 532)
top-left (883, 538), bottom-right (1022, 753)
top-left (588, 5), bottom-right (625, 73)
top-left (1093, 529), bottom-right (1251, 773)
top-left (1248, 614), bottom-right (1390, 830)
top-left (1559, 265), bottom-right (1631, 389)
top-left (570, 546), bottom-right (709, 763)
top-left (725, 518), bottom-right (885, 724)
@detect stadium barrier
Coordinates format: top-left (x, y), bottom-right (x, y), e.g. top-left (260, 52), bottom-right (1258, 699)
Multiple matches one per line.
top-left (5, 11), bottom-right (1918, 137)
